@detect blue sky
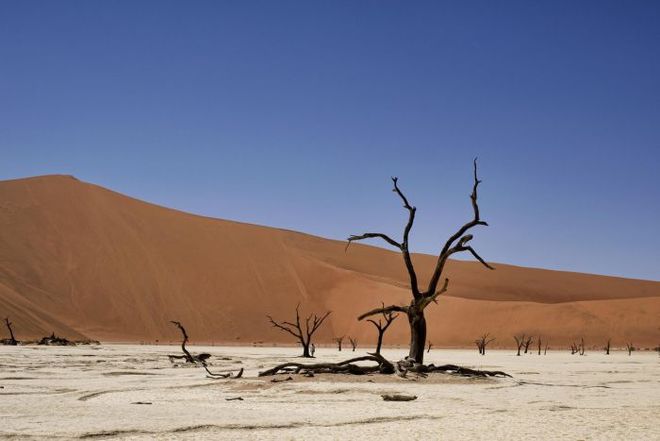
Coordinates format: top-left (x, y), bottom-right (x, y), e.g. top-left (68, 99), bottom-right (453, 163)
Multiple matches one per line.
top-left (1, 1), bottom-right (659, 280)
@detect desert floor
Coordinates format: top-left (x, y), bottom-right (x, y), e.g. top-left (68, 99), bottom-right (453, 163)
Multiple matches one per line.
top-left (0, 345), bottom-right (658, 440)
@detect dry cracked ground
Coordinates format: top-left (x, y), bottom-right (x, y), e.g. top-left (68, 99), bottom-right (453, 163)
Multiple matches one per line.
top-left (0, 345), bottom-right (658, 440)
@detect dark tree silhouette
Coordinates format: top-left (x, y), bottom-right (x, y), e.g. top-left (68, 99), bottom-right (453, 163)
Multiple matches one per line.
top-left (3, 318), bottom-right (18, 345)
top-left (625, 342), bottom-right (634, 356)
top-left (349, 159), bottom-right (493, 364)
top-left (537, 336), bottom-right (542, 355)
top-left (474, 333), bottom-right (495, 355)
top-left (522, 336), bottom-right (533, 354)
top-left (349, 337), bottom-right (358, 352)
top-left (334, 336), bottom-right (344, 351)
top-left (267, 304), bottom-right (331, 358)
top-left (168, 321), bottom-right (211, 364)
top-left (366, 304), bottom-right (398, 355)
top-left (604, 339), bottom-right (611, 355)
top-left (426, 341), bottom-right (433, 353)
top-left (514, 334), bottom-right (526, 356)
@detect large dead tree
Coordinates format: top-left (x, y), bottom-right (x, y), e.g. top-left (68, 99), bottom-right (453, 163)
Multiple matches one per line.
top-left (474, 333), bottom-right (495, 355)
top-left (366, 304), bottom-right (398, 355)
top-left (267, 304), bottom-right (330, 358)
top-left (348, 159), bottom-right (493, 364)
top-left (3, 318), bottom-right (18, 345)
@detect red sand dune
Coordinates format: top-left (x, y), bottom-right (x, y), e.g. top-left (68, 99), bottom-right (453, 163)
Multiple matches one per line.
top-left (0, 175), bottom-right (658, 348)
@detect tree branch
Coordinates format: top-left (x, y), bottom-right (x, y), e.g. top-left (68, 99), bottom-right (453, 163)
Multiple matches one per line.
top-left (426, 158), bottom-right (491, 294)
top-left (358, 304), bottom-right (408, 321)
top-left (392, 177), bottom-right (421, 297)
top-left (346, 233), bottom-right (401, 251)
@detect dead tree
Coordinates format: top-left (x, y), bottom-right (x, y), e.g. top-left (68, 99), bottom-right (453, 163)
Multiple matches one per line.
top-left (523, 336), bottom-right (533, 354)
top-left (334, 336), bottom-right (344, 352)
top-left (366, 304), bottom-right (398, 355)
top-left (514, 335), bottom-right (526, 356)
top-left (474, 333), bottom-right (495, 355)
top-left (579, 338), bottom-right (585, 356)
top-left (544, 342), bottom-right (548, 355)
top-left (570, 342), bottom-right (578, 355)
top-left (168, 321), bottom-right (211, 364)
top-left (626, 342), bottom-right (634, 356)
top-left (267, 304), bottom-right (331, 358)
top-left (349, 337), bottom-right (358, 352)
top-left (604, 339), bottom-right (611, 355)
top-left (537, 336), bottom-right (542, 355)
top-left (426, 340), bottom-right (433, 353)
top-left (349, 159), bottom-right (493, 364)
top-left (3, 318), bottom-right (18, 345)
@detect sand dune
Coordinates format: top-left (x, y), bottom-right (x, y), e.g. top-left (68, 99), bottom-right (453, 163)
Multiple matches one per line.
top-left (0, 175), bottom-right (658, 347)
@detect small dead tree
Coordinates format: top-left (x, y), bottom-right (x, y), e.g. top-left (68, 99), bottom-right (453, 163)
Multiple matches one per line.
top-left (334, 336), bottom-right (344, 352)
top-left (267, 304), bottom-right (331, 358)
top-left (579, 338), bottom-right (585, 356)
top-left (168, 321), bottom-right (210, 364)
top-left (626, 342), bottom-right (634, 356)
top-left (426, 340), bottom-right (433, 353)
top-left (544, 342), bottom-right (548, 355)
top-left (514, 334), bottom-right (526, 356)
top-left (3, 318), bottom-right (18, 345)
top-left (474, 333), bottom-right (495, 355)
top-left (350, 159), bottom-right (493, 364)
top-left (604, 339), bottom-right (611, 355)
top-left (570, 342), bottom-right (578, 355)
top-left (366, 305), bottom-right (399, 355)
top-left (349, 337), bottom-right (358, 352)
top-left (537, 336), bottom-right (542, 355)
top-left (523, 336), bottom-right (533, 354)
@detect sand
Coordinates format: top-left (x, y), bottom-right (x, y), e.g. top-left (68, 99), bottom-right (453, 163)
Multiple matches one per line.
top-left (0, 175), bottom-right (658, 347)
top-left (1, 344), bottom-right (658, 440)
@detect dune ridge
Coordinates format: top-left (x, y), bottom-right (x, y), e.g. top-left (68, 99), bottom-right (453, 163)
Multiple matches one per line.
top-left (0, 175), bottom-right (658, 347)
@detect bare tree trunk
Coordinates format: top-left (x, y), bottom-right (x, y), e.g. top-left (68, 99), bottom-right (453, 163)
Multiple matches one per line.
top-left (3, 318), bottom-right (17, 345)
top-left (334, 337), bottom-right (344, 352)
top-left (537, 336), bottom-right (542, 355)
top-left (626, 343), bottom-right (634, 356)
top-left (604, 339), bottom-right (611, 355)
top-left (408, 310), bottom-right (426, 363)
top-left (349, 337), bottom-right (357, 352)
top-left (376, 332), bottom-right (384, 355)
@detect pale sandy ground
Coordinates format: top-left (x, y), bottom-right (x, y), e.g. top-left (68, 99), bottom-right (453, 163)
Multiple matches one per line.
top-left (0, 345), bottom-right (658, 440)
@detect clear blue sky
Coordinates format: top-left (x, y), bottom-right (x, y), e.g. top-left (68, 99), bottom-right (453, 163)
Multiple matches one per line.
top-left (1, 1), bottom-right (659, 280)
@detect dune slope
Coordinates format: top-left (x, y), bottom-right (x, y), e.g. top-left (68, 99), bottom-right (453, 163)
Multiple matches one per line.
top-left (0, 175), bottom-right (658, 347)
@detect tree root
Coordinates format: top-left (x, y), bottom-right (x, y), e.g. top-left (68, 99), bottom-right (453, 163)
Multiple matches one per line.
top-left (258, 353), bottom-right (511, 378)
top-left (259, 353), bottom-right (394, 376)
top-left (204, 365), bottom-right (244, 379)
